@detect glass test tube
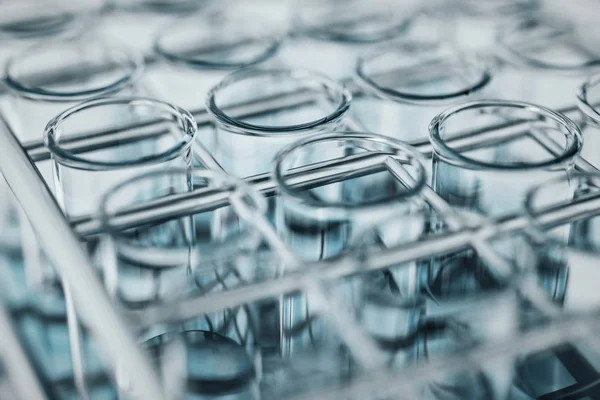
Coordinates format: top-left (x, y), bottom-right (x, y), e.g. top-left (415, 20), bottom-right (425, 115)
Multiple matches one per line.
top-left (515, 173), bottom-right (600, 399)
top-left (99, 168), bottom-right (266, 335)
top-left (429, 100), bottom-right (582, 218)
top-left (418, 234), bottom-right (523, 400)
top-left (206, 68), bottom-right (352, 178)
top-left (278, 0), bottom-right (417, 78)
top-left (46, 97), bottom-right (196, 219)
top-left (493, 15), bottom-right (600, 109)
top-left (426, 100), bottom-right (581, 332)
top-left (100, 169), bottom-right (268, 399)
top-left (39, 97), bottom-right (196, 393)
top-left (147, 0), bottom-right (287, 112)
top-left (351, 39), bottom-right (492, 144)
top-left (3, 37), bottom-right (143, 147)
top-left (1, 37), bottom-right (143, 269)
top-left (273, 132), bottom-right (426, 364)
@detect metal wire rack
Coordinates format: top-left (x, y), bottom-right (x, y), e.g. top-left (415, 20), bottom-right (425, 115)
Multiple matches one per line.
top-left (2, 1), bottom-right (600, 399)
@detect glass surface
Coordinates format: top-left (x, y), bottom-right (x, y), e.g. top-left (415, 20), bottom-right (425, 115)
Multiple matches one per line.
top-left (206, 68), bottom-right (351, 177)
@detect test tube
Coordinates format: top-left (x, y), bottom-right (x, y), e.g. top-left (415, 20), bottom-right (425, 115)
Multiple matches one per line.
top-left (39, 97), bottom-right (196, 395)
top-left (352, 39), bottom-right (492, 143)
top-left (279, 0), bottom-right (417, 78)
top-left (273, 132), bottom-right (426, 359)
top-left (206, 68), bottom-right (352, 177)
top-left (99, 168), bottom-right (266, 335)
top-left (100, 168), bottom-right (268, 399)
top-left (429, 100), bottom-right (582, 218)
top-left (516, 172), bottom-right (600, 399)
top-left (494, 15), bottom-right (600, 109)
top-left (45, 97), bottom-right (196, 219)
top-left (147, 0), bottom-right (287, 112)
top-left (425, 100), bottom-right (582, 386)
top-left (3, 37), bottom-right (143, 147)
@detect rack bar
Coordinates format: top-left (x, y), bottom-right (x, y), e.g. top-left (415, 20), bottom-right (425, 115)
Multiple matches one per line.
top-left (125, 190), bottom-right (600, 328)
top-left (0, 115), bottom-right (164, 400)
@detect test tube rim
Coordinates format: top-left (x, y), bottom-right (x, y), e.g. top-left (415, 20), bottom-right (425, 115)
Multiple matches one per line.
top-left (0, 2), bottom-right (96, 40)
top-left (273, 131), bottom-right (427, 215)
top-left (206, 67), bottom-right (352, 137)
top-left (3, 37), bottom-right (144, 102)
top-left (44, 96), bottom-right (196, 170)
top-left (354, 39), bottom-right (493, 105)
top-left (428, 99), bottom-right (583, 171)
top-left (496, 16), bottom-right (600, 74)
top-left (152, 11), bottom-right (283, 70)
top-left (292, 2), bottom-right (413, 44)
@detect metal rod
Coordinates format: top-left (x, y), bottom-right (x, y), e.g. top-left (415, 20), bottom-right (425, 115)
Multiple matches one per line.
top-left (0, 114), bottom-right (164, 400)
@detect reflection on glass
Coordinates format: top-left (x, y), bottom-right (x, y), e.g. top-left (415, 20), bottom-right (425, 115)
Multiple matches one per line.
top-left (206, 68), bottom-right (351, 177)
